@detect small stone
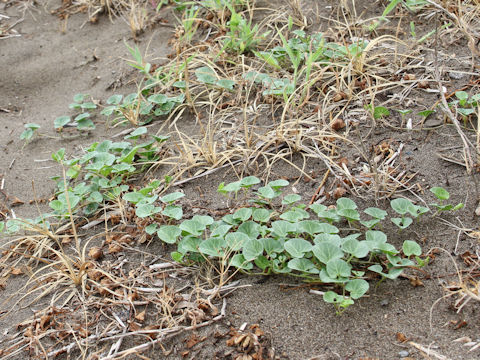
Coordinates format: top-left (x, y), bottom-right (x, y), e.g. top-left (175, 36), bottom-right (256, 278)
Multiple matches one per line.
top-left (380, 299), bottom-right (389, 306)
top-left (398, 350), bottom-right (410, 357)
top-left (449, 71), bottom-right (465, 80)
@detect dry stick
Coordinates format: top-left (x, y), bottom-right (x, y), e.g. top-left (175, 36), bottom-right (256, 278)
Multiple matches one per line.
top-left (408, 341), bottom-right (449, 360)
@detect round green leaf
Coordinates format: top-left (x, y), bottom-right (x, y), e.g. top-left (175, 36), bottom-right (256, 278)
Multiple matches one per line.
top-left (180, 219), bottom-right (206, 236)
top-left (160, 192), bottom-right (185, 204)
top-left (157, 225), bottom-right (181, 244)
top-left (336, 197), bottom-right (357, 210)
top-left (313, 242), bottom-right (344, 264)
top-left (233, 207), bottom-right (253, 222)
top-left (54, 116), bottom-right (71, 129)
top-left (225, 232), bottom-right (250, 251)
top-left (270, 220), bottom-right (296, 237)
top-left (429, 187), bottom-right (450, 201)
top-left (242, 239), bottom-right (264, 261)
top-left (252, 208), bottom-right (271, 223)
top-left (345, 279), bottom-right (369, 299)
top-left (199, 237), bottom-right (225, 257)
top-left (402, 240), bottom-right (422, 257)
top-left (284, 238), bottom-right (313, 258)
top-left (364, 207), bottom-right (387, 220)
top-left (391, 198), bottom-right (414, 215)
top-left (326, 258), bottom-right (351, 278)
top-left (162, 205), bottom-right (183, 220)
top-left (288, 258), bottom-right (317, 273)
top-left (238, 221), bottom-right (260, 238)
top-left (342, 239), bottom-right (369, 258)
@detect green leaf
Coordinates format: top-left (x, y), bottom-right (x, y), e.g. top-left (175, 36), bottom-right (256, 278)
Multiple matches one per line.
top-left (323, 291), bottom-right (345, 304)
top-left (288, 258), bottom-right (318, 273)
top-left (342, 239), bottom-right (369, 258)
top-left (317, 223), bottom-right (339, 234)
top-left (233, 207), bottom-right (253, 222)
top-left (402, 240), bottom-right (422, 257)
top-left (195, 66), bottom-right (217, 85)
top-left (145, 223), bottom-right (159, 235)
top-left (252, 208), bottom-right (271, 223)
top-left (282, 194), bottom-right (302, 205)
top-left (242, 239), bottom-right (264, 261)
top-left (417, 109), bottom-right (435, 119)
top-left (313, 242), bottom-right (344, 264)
top-left (160, 192), bottom-right (185, 204)
top-left (180, 219), bottom-right (205, 236)
top-left (238, 221), bottom-right (260, 238)
top-left (284, 238), bottom-right (313, 258)
top-left (171, 251), bottom-right (184, 263)
top-left (225, 232), bottom-right (250, 251)
top-left (199, 238), bottom-right (225, 257)
top-left (148, 94), bottom-right (168, 104)
top-left (337, 208), bottom-right (360, 221)
top-left (360, 219), bottom-right (380, 229)
top-left (52, 148), bottom-right (65, 162)
top-left (54, 116), bottom-right (71, 129)
top-left (430, 186), bottom-right (450, 201)
top-left (373, 106), bottom-right (390, 119)
top-left (254, 255), bottom-right (270, 270)
top-left (280, 208), bottom-right (309, 222)
top-left (297, 220), bottom-right (324, 236)
top-left (268, 179), bottom-right (289, 189)
top-left (125, 126), bottom-right (148, 139)
top-left (73, 93), bottom-right (85, 103)
top-left (240, 176), bottom-right (260, 188)
top-left (326, 258), bottom-right (351, 278)
top-left (391, 217), bottom-right (413, 229)
top-left (74, 112), bottom-right (90, 121)
top-left (157, 225), bottom-right (181, 244)
top-left (178, 236), bottom-right (201, 253)
top-left (391, 198), bottom-right (414, 215)
top-left (313, 233), bottom-right (342, 246)
top-left (192, 215), bottom-right (214, 226)
top-left (76, 118), bottom-right (95, 130)
top-left (221, 180), bottom-right (242, 193)
top-left (230, 254), bottom-right (253, 270)
top-left (136, 204), bottom-right (161, 218)
top-left (364, 207), bottom-right (387, 220)
top-left (123, 192), bottom-right (145, 204)
top-left (345, 279), bottom-right (369, 299)
top-left (270, 220), bottom-right (296, 237)
top-left (107, 94), bottom-right (123, 105)
top-left (216, 79), bottom-right (236, 90)
top-left (210, 224), bottom-right (232, 238)
top-left (260, 238), bottom-right (284, 255)
top-left (336, 197), bottom-right (357, 210)
top-left (257, 185), bottom-right (275, 199)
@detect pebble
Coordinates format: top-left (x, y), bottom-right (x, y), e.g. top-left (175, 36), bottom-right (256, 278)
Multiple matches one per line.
top-left (398, 350), bottom-right (410, 357)
top-left (380, 299), bottom-right (389, 306)
top-left (449, 71), bottom-right (465, 80)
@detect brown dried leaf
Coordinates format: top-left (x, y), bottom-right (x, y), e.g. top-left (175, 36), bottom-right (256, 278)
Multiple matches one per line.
top-left (396, 332), bottom-right (408, 343)
top-left (409, 276), bottom-right (424, 287)
top-left (88, 246), bottom-right (103, 260)
top-left (135, 310), bottom-right (145, 322)
top-left (108, 243), bottom-right (122, 254)
top-left (331, 118), bottom-right (346, 131)
top-left (10, 267), bottom-right (23, 275)
top-left (332, 187), bottom-right (347, 199)
top-left (186, 333), bottom-right (200, 349)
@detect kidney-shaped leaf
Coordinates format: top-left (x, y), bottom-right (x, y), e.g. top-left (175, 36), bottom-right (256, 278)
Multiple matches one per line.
top-left (242, 239), bottom-right (264, 261)
top-left (157, 225), bottom-right (181, 244)
top-left (313, 242), bottom-right (344, 264)
top-left (326, 258), bottom-right (351, 279)
top-left (284, 238), bottom-right (313, 258)
top-left (345, 279), bottom-right (369, 299)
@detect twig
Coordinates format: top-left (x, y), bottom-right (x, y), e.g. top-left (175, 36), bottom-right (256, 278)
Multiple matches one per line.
top-left (408, 341), bottom-right (449, 360)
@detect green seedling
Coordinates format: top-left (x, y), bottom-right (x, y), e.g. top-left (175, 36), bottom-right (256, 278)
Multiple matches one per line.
top-left (20, 123), bottom-right (41, 144)
top-left (221, 4), bottom-right (269, 54)
top-left (430, 187), bottom-right (464, 215)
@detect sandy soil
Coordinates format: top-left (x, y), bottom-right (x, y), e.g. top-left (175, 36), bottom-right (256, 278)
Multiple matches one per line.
top-left (1, 1), bottom-right (479, 359)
